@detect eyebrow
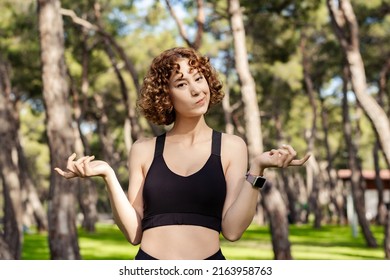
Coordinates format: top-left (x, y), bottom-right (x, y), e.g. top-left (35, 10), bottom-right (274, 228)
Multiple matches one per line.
top-left (172, 70), bottom-right (201, 83)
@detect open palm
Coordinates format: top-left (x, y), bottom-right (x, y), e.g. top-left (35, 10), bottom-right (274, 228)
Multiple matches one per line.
top-left (54, 153), bottom-right (112, 179)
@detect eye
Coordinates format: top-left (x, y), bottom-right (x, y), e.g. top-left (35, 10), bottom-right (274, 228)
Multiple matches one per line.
top-left (195, 75), bottom-right (204, 82)
top-left (176, 82), bottom-right (186, 88)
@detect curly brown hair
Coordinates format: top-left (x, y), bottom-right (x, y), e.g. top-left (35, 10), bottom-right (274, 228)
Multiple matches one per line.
top-left (137, 47), bottom-right (224, 125)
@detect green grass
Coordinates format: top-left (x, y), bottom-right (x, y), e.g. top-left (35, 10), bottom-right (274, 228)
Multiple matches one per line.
top-left (21, 223), bottom-right (386, 260)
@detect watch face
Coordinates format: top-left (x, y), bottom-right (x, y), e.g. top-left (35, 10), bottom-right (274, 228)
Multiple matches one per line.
top-left (246, 173), bottom-right (266, 188)
top-left (253, 177), bottom-right (266, 188)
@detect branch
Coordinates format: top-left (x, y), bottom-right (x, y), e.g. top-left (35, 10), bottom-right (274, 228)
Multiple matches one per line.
top-left (60, 8), bottom-right (98, 31)
top-left (61, 7), bottom-right (140, 92)
top-left (326, 0), bottom-right (349, 50)
top-left (193, 0), bottom-right (205, 50)
top-left (164, 0), bottom-right (192, 47)
top-left (340, 0), bottom-right (360, 49)
top-left (164, 0), bottom-right (204, 50)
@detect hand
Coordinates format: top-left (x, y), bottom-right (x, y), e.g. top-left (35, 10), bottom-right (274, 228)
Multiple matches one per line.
top-left (54, 153), bottom-right (112, 179)
top-left (253, 144), bottom-right (311, 173)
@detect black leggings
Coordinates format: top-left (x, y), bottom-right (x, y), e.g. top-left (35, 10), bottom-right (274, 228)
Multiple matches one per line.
top-left (134, 248), bottom-right (226, 260)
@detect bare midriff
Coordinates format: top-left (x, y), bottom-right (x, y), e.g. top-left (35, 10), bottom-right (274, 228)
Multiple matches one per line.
top-left (140, 225), bottom-right (221, 259)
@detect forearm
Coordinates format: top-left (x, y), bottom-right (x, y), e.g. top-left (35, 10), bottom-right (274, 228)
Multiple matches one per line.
top-left (103, 168), bottom-right (142, 245)
top-left (222, 178), bottom-right (260, 241)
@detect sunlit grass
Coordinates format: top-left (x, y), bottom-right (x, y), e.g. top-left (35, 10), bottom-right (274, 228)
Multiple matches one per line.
top-left (21, 223), bottom-right (386, 260)
top-left (223, 223), bottom-right (385, 260)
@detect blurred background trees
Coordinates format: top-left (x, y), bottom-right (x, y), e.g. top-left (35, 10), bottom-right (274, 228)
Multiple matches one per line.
top-left (0, 0), bottom-right (389, 259)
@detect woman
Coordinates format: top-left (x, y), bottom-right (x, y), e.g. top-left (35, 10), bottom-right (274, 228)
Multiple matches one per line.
top-left (55, 47), bottom-right (310, 260)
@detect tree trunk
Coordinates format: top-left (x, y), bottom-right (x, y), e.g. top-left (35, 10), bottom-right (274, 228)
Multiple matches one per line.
top-left (221, 50), bottom-right (236, 135)
top-left (374, 58), bottom-right (390, 225)
top-left (341, 64), bottom-right (377, 248)
top-left (228, 0), bottom-right (263, 160)
top-left (37, 0), bottom-right (81, 259)
top-left (66, 30), bottom-right (98, 232)
top-left (327, 0), bottom-right (390, 168)
top-left (228, 0), bottom-right (293, 258)
top-left (306, 156), bottom-right (322, 228)
top-left (273, 113), bottom-right (299, 224)
top-left (261, 179), bottom-right (292, 260)
top-left (0, 59), bottom-right (23, 259)
top-left (319, 97), bottom-right (347, 225)
top-left (300, 33), bottom-right (323, 228)
top-left (0, 236), bottom-right (13, 260)
top-left (18, 147), bottom-right (48, 232)
top-left (385, 207), bottom-right (390, 259)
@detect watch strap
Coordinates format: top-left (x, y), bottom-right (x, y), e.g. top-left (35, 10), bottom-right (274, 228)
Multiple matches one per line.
top-left (245, 172), bottom-right (266, 189)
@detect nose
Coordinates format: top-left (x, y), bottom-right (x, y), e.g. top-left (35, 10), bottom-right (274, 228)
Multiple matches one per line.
top-left (190, 83), bottom-right (201, 96)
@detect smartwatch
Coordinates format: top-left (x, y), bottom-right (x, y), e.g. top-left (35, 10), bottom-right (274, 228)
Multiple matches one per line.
top-left (245, 172), bottom-right (266, 189)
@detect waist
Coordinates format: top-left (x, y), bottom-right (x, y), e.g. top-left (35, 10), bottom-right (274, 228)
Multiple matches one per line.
top-left (140, 225), bottom-right (221, 259)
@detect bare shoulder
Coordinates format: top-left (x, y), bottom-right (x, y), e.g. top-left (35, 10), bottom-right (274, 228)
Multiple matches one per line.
top-left (129, 136), bottom-right (157, 164)
top-left (132, 136), bottom-right (156, 151)
top-left (220, 132), bottom-right (248, 172)
top-left (221, 133), bottom-right (247, 153)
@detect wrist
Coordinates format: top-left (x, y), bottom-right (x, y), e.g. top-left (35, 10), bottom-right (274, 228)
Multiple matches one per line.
top-left (245, 171), bottom-right (266, 189)
top-left (102, 166), bottom-right (116, 181)
top-left (248, 165), bottom-right (265, 177)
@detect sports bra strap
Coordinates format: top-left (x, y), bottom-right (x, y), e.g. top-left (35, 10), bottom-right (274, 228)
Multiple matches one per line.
top-left (154, 133), bottom-right (166, 157)
top-left (211, 130), bottom-right (221, 156)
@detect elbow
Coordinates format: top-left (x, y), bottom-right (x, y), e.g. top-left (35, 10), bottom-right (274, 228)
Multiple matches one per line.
top-left (126, 235), bottom-right (141, 246)
top-left (122, 230), bottom-right (142, 245)
top-left (222, 230), bottom-right (243, 242)
top-left (129, 239), bottom-right (141, 246)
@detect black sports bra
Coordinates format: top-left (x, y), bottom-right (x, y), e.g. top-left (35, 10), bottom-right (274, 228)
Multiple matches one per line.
top-left (142, 130), bottom-right (226, 232)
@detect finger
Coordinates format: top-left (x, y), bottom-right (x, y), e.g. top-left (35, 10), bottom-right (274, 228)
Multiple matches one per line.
top-left (281, 144), bottom-right (297, 157)
top-left (74, 162), bottom-right (86, 177)
top-left (75, 155), bottom-right (90, 164)
top-left (66, 153), bottom-right (77, 170)
top-left (54, 167), bottom-right (77, 179)
top-left (289, 153), bottom-right (311, 166)
top-left (54, 167), bottom-right (65, 176)
top-left (281, 145), bottom-right (298, 167)
top-left (82, 156), bottom-right (95, 176)
top-left (67, 153), bottom-right (77, 164)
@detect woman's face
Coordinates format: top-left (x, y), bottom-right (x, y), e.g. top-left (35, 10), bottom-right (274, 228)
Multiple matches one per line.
top-left (168, 58), bottom-right (210, 119)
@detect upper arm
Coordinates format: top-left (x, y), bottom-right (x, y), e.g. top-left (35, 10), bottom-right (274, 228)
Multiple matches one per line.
top-left (221, 134), bottom-right (249, 218)
top-left (127, 137), bottom-right (155, 220)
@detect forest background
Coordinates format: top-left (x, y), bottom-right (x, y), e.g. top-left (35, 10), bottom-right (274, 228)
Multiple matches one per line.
top-left (0, 0), bottom-right (390, 260)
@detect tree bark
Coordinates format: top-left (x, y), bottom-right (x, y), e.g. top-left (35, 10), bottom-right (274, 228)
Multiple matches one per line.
top-left (228, 0), bottom-right (263, 160)
top-left (0, 236), bottom-right (13, 260)
top-left (261, 179), bottom-right (292, 259)
top-left (300, 33), bottom-right (324, 228)
top-left (0, 59), bottom-right (23, 259)
top-left (37, 0), bottom-right (81, 259)
top-left (327, 0), bottom-right (390, 168)
top-left (319, 97), bottom-right (347, 224)
top-left (66, 27), bottom-right (98, 232)
top-left (385, 207), bottom-right (390, 259)
top-left (228, 0), bottom-right (293, 259)
top-left (341, 64), bottom-right (377, 248)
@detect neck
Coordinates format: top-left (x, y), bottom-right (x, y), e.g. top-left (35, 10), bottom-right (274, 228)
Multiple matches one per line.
top-left (168, 116), bottom-right (210, 138)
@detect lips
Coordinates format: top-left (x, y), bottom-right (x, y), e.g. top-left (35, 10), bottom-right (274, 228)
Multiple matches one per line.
top-left (196, 97), bottom-right (206, 105)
